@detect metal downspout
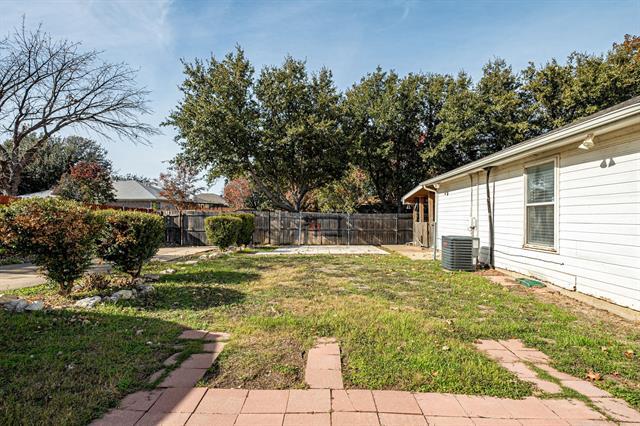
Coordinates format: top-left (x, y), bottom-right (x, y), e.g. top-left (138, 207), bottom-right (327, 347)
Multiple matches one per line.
top-left (484, 167), bottom-right (495, 268)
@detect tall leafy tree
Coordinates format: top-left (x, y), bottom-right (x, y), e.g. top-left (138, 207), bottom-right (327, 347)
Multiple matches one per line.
top-left (7, 135), bottom-right (111, 194)
top-left (523, 35), bottom-right (640, 132)
top-left (344, 68), bottom-right (437, 211)
top-left (427, 60), bottom-right (531, 173)
top-left (165, 47), bottom-right (347, 212)
top-left (53, 161), bottom-right (115, 204)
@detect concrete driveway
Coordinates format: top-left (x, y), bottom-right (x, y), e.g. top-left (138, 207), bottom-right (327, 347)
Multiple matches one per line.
top-left (0, 246), bottom-right (215, 291)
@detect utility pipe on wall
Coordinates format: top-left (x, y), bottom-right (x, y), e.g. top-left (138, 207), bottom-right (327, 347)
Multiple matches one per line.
top-left (484, 167), bottom-right (495, 268)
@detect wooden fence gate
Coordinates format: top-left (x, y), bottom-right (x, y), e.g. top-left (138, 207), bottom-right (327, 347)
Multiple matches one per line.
top-left (164, 211), bottom-right (413, 246)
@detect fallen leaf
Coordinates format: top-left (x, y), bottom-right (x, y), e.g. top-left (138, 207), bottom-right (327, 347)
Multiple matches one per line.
top-left (624, 350), bottom-right (635, 359)
top-left (600, 346), bottom-right (608, 352)
top-left (586, 370), bottom-right (601, 381)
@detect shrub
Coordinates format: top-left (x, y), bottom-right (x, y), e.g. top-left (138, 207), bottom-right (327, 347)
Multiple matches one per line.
top-left (0, 198), bottom-right (101, 294)
top-left (232, 213), bottom-right (255, 246)
top-left (80, 272), bottom-right (111, 291)
top-left (96, 210), bottom-right (165, 279)
top-left (205, 215), bottom-right (242, 249)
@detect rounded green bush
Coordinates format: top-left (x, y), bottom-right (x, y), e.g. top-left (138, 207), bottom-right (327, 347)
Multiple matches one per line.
top-left (232, 213), bottom-right (255, 246)
top-left (205, 215), bottom-right (242, 250)
top-left (0, 198), bottom-right (101, 294)
top-left (96, 210), bottom-right (165, 279)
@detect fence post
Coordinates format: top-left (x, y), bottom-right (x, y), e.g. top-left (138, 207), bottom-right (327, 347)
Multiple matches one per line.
top-left (298, 211), bottom-right (302, 245)
top-left (268, 211), bottom-right (271, 245)
top-left (347, 214), bottom-right (351, 246)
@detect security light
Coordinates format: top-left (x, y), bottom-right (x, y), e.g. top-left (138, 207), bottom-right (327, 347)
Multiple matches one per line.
top-left (578, 133), bottom-right (595, 150)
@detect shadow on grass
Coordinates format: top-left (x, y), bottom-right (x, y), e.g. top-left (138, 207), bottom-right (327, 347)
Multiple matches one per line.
top-left (0, 307), bottom-right (189, 425)
top-left (144, 284), bottom-right (246, 311)
top-left (163, 270), bottom-right (259, 285)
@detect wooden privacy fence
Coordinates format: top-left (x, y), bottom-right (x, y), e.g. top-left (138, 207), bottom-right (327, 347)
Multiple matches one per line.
top-left (164, 211), bottom-right (413, 246)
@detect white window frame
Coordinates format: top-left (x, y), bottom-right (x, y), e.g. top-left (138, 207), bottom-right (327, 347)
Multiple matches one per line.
top-left (523, 156), bottom-right (559, 252)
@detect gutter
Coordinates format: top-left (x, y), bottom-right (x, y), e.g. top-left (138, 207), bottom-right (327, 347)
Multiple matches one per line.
top-left (403, 100), bottom-right (640, 196)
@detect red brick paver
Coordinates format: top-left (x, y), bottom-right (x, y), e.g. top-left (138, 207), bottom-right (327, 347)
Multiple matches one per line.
top-left (331, 389), bottom-right (377, 412)
top-left (425, 416), bottom-right (474, 426)
top-left (92, 336), bottom-right (640, 425)
top-left (542, 399), bottom-right (606, 420)
top-left (305, 338), bottom-right (344, 389)
top-left (234, 413), bottom-right (284, 426)
top-left (195, 389), bottom-right (247, 414)
top-left (560, 380), bottom-right (612, 398)
top-left (178, 330), bottom-right (209, 340)
top-left (119, 390), bottom-right (165, 412)
top-left (414, 393), bottom-right (467, 417)
top-left (90, 409), bottom-right (144, 426)
top-left (136, 411), bottom-right (191, 426)
top-left (181, 352), bottom-right (218, 369)
top-left (287, 389), bottom-right (331, 413)
top-left (242, 390), bottom-right (289, 413)
top-left (372, 390), bottom-right (421, 414)
top-left (592, 397), bottom-right (640, 422)
top-left (185, 413), bottom-right (236, 426)
top-left (158, 367), bottom-right (208, 388)
top-left (147, 387), bottom-right (206, 414)
top-left (332, 411), bottom-right (380, 425)
top-left (456, 395), bottom-right (511, 418)
top-left (284, 413), bottom-right (331, 426)
top-left (378, 413), bottom-right (427, 425)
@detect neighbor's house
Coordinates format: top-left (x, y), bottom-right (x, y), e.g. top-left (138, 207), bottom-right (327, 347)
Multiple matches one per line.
top-left (403, 96), bottom-right (640, 311)
top-left (20, 180), bottom-right (229, 211)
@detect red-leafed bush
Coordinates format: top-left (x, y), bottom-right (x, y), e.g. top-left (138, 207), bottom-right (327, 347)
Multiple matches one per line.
top-left (0, 198), bottom-right (102, 294)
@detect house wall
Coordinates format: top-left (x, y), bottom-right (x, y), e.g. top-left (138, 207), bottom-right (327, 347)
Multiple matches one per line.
top-left (435, 125), bottom-right (640, 311)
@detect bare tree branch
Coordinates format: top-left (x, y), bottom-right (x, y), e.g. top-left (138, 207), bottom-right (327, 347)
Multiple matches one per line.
top-left (0, 21), bottom-right (158, 195)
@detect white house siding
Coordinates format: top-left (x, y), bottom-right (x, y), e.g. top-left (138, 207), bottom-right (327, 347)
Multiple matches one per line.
top-left (435, 127), bottom-right (640, 311)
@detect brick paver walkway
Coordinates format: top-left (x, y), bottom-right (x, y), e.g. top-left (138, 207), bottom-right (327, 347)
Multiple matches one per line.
top-left (93, 336), bottom-right (640, 426)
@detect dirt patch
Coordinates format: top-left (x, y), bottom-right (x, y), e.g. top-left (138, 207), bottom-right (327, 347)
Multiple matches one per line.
top-left (204, 332), bottom-right (307, 389)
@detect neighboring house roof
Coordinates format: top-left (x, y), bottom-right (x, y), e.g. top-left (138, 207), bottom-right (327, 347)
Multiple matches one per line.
top-left (112, 180), bottom-right (166, 201)
top-left (403, 96), bottom-right (640, 203)
top-left (194, 193), bottom-right (228, 206)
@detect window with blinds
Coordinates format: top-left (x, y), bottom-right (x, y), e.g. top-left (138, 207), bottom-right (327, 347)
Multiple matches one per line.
top-left (525, 160), bottom-right (555, 248)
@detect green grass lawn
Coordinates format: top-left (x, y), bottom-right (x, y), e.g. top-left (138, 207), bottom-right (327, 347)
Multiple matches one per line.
top-left (1, 252), bottom-right (639, 424)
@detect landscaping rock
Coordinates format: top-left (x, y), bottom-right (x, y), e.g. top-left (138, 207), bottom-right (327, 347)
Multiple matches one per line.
top-left (134, 283), bottom-right (156, 298)
top-left (143, 274), bottom-right (160, 282)
top-left (0, 294), bottom-right (19, 305)
top-left (25, 301), bottom-right (44, 311)
top-left (4, 298), bottom-right (29, 312)
top-left (112, 290), bottom-right (134, 300)
top-left (75, 296), bottom-right (102, 309)
top-left (160, 268), bottom-right (176, 275)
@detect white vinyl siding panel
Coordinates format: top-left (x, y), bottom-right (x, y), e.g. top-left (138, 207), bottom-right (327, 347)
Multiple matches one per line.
top-left (435, 131), bottom-right (640, 311)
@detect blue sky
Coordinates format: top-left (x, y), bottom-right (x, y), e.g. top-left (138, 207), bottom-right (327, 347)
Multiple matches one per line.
top-left (2, 0), bottom-right (639, 193)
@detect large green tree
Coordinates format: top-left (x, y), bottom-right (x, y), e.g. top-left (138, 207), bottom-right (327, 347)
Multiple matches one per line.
top-left (165, 47), bottom-right (347, 212)
top-left (523, 34), bottom-right (640, 132)
top-left (343, 69), bottom-right (450, 211)
top-left (426, 60), bottom-right (532, 173)
top-left (6, 135), bottom-right (111, 195)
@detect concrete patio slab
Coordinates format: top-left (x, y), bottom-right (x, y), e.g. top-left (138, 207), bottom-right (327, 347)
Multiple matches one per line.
top-left (381, 244), bottom-right (438, 260)
top-left (254, 245), bottom-right (388, 256)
